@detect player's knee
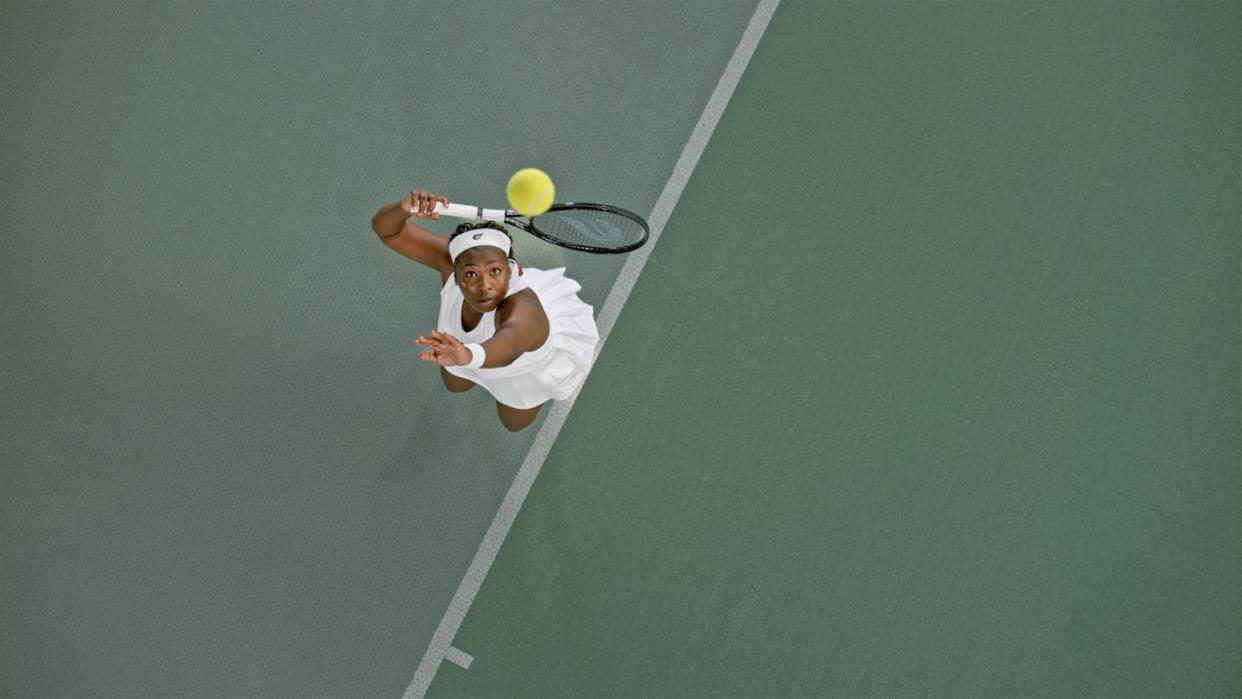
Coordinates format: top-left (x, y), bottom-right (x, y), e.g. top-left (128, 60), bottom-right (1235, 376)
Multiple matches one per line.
top-left (496, 403), bottom-right (540, 432)
top-left (440, 369), bottom-right (475, 393)
top-left (499, 417), bottom-right (531, 432)
top-left (497, 411), bottom-right (534, 432)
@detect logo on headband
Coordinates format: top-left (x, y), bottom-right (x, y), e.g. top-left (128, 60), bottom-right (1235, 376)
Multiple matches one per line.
top-left (472, 233), bottom-right (484, 240)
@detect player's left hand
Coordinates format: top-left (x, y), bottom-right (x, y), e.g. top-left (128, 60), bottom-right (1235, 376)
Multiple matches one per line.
top-left (402, 188), bottom-right (448, 219)
top-left (415, 331), bottom-right (472, 366)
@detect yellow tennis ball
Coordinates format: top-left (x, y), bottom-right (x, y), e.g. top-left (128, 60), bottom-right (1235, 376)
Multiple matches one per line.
top-left (506, 168), bottom-right (555, 217)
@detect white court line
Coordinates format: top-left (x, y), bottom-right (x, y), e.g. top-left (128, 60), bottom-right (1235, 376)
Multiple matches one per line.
top-left (403, 2), bottom-right (780, 696)
top-left (443, 646), bottom-right (473, 670)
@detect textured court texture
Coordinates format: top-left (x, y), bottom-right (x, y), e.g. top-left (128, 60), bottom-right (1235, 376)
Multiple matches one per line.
top-left (2, 1), bottom-right (1239, 697)
top-left (0, 2), bottom-right (755, 696)
top-left (435, 2), bottom-right (1241, 697)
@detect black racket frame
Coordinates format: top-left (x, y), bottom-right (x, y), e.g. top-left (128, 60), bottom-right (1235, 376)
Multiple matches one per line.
top-left (505, 202), bottom-right (650, 254)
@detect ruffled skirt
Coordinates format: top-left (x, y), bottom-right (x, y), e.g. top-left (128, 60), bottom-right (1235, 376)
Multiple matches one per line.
top-left (444, 267), bottom-right (599, 409)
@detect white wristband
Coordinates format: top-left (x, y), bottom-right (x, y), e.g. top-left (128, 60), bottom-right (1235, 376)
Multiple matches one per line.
top-left (464, 343), bottom-right (486, 369)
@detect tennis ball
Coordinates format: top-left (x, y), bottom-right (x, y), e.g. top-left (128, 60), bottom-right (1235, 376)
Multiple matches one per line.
top-left (506, 168), bottom-right (555, 217)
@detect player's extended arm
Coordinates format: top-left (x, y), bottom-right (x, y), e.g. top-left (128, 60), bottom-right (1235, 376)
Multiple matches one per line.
top-left (478, 293), bottom-right (548, 368)
top-left (370, 190), bottom-right (453, 278)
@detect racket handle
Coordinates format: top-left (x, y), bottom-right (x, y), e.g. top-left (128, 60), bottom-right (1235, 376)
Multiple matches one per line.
top-left (432, 202), bottom-right (507, 223)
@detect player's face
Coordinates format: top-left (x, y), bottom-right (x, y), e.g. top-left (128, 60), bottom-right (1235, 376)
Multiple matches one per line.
top-left (455, 247), bottom-right (510, 313)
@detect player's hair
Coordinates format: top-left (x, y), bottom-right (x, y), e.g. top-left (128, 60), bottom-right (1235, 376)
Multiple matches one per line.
top-left (449, 221), bottom-right (516, 262)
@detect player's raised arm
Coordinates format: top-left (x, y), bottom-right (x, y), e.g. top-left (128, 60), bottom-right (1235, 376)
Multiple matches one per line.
top-left (370, 188), bottom-right (453, 278)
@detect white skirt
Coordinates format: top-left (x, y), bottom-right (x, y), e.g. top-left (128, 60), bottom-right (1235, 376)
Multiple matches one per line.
top-left (437, 266), bottom-right (599, 409)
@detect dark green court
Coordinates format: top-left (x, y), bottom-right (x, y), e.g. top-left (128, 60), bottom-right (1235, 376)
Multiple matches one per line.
top-left (2, 1), bottom-right (1238, 697)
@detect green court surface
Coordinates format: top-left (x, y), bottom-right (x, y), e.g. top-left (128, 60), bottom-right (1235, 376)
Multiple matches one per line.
top-left (435, 2), bottom-right (1241, 696)
top-left (2, 1), bottom-right (1239, 697)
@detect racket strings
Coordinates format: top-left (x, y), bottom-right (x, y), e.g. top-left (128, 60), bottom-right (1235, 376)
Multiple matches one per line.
top-left (531, 208), bottom-right (647, 252)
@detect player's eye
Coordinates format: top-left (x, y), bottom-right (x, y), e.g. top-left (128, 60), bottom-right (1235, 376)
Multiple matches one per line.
top-left (490, 268), bottom-right (502, 276)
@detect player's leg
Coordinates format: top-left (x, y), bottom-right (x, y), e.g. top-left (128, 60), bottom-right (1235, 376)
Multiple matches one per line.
top-left (496, 401), bottom-right (543, 432)
top-left (440, 367), bottom-right (476, 393)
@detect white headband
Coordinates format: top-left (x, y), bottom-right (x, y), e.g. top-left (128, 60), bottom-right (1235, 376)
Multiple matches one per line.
top-left (449, 228), bottom-right (511, 262)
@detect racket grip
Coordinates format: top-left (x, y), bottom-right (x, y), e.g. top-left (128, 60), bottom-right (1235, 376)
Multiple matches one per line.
top-left (432, 202), bottom-right (507, 223)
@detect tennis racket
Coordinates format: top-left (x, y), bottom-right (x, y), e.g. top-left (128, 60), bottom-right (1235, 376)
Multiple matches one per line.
top-left (431, 201), bottom-right (649, 254)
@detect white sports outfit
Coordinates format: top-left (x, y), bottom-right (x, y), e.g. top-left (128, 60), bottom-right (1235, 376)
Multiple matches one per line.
top-left (437, 265), bottom-right (599, 409)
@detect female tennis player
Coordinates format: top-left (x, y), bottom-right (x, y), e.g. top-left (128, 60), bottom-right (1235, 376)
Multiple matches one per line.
top-left (371, 188), bottom-right (599, 431)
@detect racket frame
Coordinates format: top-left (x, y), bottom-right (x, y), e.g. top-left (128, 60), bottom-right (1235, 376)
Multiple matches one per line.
top-left (432, 201), bottom-right (649, 254)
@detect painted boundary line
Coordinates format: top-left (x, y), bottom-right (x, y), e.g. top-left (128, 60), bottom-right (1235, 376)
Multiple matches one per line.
top-left (443, 646), bottom-right (473, 670)
top-left (403, 2), bottom-right (780, 696)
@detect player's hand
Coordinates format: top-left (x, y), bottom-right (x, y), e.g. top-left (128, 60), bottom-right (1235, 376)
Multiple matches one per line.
top-left (402, 189), bottom-right (448, 219)
top-left (414, 331), bottom-right (473, 366)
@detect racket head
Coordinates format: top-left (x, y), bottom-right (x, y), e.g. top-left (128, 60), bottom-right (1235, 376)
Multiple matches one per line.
top-left (507, 203), bottom-right (649, 254)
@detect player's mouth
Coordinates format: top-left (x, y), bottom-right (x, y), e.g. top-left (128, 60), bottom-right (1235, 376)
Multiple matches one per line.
top-left (474, 296), bottom-right (497, 308)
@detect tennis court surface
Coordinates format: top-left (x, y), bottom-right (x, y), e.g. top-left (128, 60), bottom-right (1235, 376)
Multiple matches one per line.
top-left (2, 1), bottom-right (1239, 697)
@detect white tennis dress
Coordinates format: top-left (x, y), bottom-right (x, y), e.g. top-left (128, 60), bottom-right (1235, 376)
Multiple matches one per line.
top-left (437, 264), bottom-right (599, 409)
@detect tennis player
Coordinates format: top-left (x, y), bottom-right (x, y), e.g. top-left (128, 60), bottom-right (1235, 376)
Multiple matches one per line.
top-left (371, 188), bottom-right (599, 431)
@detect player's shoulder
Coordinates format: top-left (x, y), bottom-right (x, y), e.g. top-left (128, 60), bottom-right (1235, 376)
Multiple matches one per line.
top-left (497, 287), bottom-right (544, 319)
